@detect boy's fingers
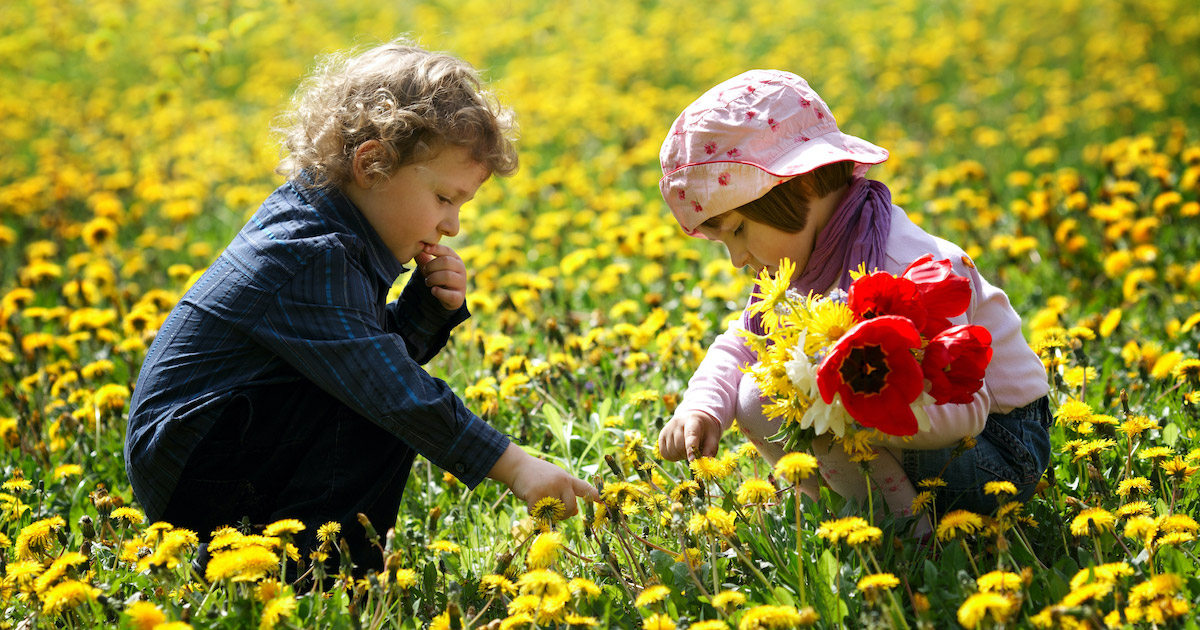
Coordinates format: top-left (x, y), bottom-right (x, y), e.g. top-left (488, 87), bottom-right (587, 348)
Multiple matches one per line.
top-left (573, 477), bottom-right (600, 502)
top-left (560, 490), bottom-right (580, 517)
top-left (414, 251), bottom-right (435, 267)
top-left (422, 242), bottom-right (459, 259)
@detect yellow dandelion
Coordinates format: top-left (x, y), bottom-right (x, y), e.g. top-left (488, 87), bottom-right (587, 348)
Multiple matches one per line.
top-left (688, 506), bottom-right (737, 537)
top-left (568, 577), bottom-right (601, 599)
top-left (711, 589), bottom-right (747, 612)
top-left (670, 480), bottom-right (701, 502)
top-left (1055, 399), bottom-right (1093, 425)
top-left (918, 477), bottom-right (947, 489)
top-left (205, 546), bottom-right (279, 583)
top-left (737, 604), bottom-right (808, 629)
top-left (111, 507), bottom-right (145, 525)
top-left (911, 491), bottom-right (935, 514)
top-left (817, 516), bottom-right (870, 544)
top-left (15, 515), bottom-right (67, 560)
top-left (532, 497), bottom-right (566, 524)
top-left (956, 592), bottom-right (1013, 629)
top-left (1124, 515), bottom-right (1159, 545)
top-left (1071, 507), bottom-right (1116, 536)
top-left (635, 584), bottom-right (671, 607)
top-left (977, 571), bottom-right (1024, 592)
top-left (1069, 562), bottom-right (1133, 589)
top-left (1117, 477), bottom-right (1153, 498)
top-left (1061, 582), bottom-right (1113, 608)
top-left (316, 521), bottom-right (340, 543)
top-left (1137, 446), bottom-right (1175, 461)
top-left (856, 572), bottom-right (900, 593)
top-left (689, 621), bottom-right (730, 630)
top-left (690, 456), bottom-right (732, 482)
top-left (846, 526), bottom-right (883, 547)
top-left (1116, 501), bottom-right (1153, 518)
top-left (936, 510), bottom-right (984, 541)
top-left (124, 601), bottom-right (166, 630)
top-left (1129, 573), bottom-right (1183, 607)
top-left (526, 531), bottom-right (564, 570)
top-left (736, 478), bottom-right (776, 505)
top-left (643, 612), bottom-right (676, 630)
top-left (260, 595), bottom-right (296, 630)
top-left (263, 519), bottom-right (305, 537)
top-left (41, 579), bottom-right (100, 615)
top-left (774, 452), bottom-right (818, 485)
top-left (983, 481), bottom-right (1017, 497)
top-left (427, 540), bottom-right (461, 554)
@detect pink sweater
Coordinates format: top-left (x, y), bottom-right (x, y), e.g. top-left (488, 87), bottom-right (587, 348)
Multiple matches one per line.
top-left (677, 205), bottom-right (1049, 451)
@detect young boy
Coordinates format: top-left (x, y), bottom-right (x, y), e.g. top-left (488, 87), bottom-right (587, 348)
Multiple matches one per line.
top-left (125, 40), bottom-right (598, 573)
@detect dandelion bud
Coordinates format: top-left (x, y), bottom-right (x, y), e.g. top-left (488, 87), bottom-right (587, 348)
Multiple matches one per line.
top-left (599, 539), bottom-right (610, 556)
top-left (385, 528), bottom-right (396, 554)
top-left (339, 539), bottom-right (354, 574)
top-left (357, 513), bottom-right (378, 543)
top-left (912, 593), bottom-right (930, 613)
top-left (493, 552), bottom-right (513, 574)
top-left (1120, 389), bottom-right (1130, 415)
top-left (448, 602), bottom-right (463, 630)
top-left (604, 454), bottom-right (624, 478)
top-left (79, 515), bottom-right (96, 540)
top-left (81, 540), bottom-right (92, 557)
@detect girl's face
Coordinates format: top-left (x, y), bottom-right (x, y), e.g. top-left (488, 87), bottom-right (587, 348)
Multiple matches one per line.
top-left (696, 211), bottom-right (821, 280)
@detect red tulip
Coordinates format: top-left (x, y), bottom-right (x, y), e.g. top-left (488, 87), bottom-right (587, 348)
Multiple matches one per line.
top-left (847, 271), bottom-right (927, 333)
top-left (901, 254), bottom-right (972, 338)
top-left (921, 324), bottom-right (993, 404)
top-left (817, 315), bottom-right (924, 436)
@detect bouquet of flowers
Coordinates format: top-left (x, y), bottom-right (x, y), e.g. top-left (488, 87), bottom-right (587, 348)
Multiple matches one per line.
top-left (743, 254), bottom-right (993, 452)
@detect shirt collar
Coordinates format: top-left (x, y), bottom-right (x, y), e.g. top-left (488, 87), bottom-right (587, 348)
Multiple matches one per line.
top-left (291, 174), bottom-right (409, 285)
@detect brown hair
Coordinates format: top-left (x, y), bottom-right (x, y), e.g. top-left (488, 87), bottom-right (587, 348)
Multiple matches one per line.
top-left (276, 38), bottom-right (519, 189)
top-left (708, 161), bottom-right (855, 233)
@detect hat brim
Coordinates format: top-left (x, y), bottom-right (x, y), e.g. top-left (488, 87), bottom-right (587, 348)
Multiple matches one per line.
top-left (661, 130), bottom-right (888, 235)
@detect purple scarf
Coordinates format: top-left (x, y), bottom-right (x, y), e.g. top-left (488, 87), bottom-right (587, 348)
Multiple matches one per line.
top-left (744, 176), bottom-right (893, 335)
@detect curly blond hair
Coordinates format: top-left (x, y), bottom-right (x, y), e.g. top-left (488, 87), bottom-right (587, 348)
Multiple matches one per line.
top-left (276, 39), bottom-right (518, 188)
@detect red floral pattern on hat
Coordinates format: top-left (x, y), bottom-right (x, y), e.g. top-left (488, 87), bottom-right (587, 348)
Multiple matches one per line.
top-left (718, 173), bottom-right (730, 186)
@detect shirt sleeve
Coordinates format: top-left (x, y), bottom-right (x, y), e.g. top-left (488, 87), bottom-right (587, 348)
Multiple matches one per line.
top-left (255, 247), bottom-right (507, 488)
top-left (384, 269), bottom-right (470, 365)
top-left (880, 389), bottom-right (992, 451)
top-left (676, 318), bottom-right (757, 431)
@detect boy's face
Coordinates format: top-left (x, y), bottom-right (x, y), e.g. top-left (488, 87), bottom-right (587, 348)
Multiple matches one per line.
top-left (345, 144), bottom-right (489, 264)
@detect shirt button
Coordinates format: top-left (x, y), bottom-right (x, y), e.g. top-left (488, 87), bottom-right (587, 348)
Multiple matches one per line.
top-left (454, 463), bottom-right (465, 473)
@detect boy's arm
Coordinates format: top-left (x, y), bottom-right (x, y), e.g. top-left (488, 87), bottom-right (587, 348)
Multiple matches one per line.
top-left (257, 248), bottom-right (504, 488)
top-left (385, 268), bottom-right (469, 365)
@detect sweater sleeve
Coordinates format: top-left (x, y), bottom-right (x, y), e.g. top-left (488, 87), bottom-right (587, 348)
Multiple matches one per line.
top-left (675, 318), bottom-right (758, 431)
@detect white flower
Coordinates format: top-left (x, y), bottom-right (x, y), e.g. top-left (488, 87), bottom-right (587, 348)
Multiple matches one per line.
top-left (910, 391), bottom-right (935, 433)
top-left (800, 393), bottom-right (852, 437)
top-left (784, 330), bottom-right (819, 398)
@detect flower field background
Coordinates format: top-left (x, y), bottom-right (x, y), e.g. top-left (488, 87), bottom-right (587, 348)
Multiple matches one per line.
top-left (3, 0), bottom-right (1200, 627)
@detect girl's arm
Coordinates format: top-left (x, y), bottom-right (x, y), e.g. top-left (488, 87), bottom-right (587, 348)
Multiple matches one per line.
top-left (879, 388), bottom-right (991, 451)
top-left (673, 318), bottom-right (757, 432)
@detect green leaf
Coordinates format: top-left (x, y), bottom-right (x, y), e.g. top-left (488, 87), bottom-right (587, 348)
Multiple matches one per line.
top-left (1163, 422), bottom-right (1181, 447)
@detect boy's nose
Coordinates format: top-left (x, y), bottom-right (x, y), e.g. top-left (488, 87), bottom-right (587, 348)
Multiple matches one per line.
top-left (439, 211), bottom-right (460, 237)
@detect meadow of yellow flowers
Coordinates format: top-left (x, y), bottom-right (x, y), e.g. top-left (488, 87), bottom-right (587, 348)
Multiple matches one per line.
top-left (2, 0), bottom-right (1199, 628)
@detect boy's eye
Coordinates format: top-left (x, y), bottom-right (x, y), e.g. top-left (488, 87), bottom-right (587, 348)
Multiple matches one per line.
top-left (437, 195), bottom-right (452, 205)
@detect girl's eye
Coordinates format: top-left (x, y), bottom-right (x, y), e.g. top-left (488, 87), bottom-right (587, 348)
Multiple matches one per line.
top-left (732, 222), bottom-right (744, 236)
top-left (437, 195), bottom-right (452, 205)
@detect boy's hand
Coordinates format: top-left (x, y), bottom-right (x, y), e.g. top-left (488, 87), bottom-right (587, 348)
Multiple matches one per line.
top-left (487, 443), bottom-right (600, 518)
top-left (415, 243), bottom-right (467, 311)
top-left (658, 410), bottom-right (721, 462)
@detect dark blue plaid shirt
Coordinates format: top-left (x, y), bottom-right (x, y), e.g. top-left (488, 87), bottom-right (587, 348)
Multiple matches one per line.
top-left (125, 180), bottom-right (509, 519)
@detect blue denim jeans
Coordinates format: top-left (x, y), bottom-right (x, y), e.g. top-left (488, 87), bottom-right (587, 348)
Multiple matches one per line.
top-left (901, 396), bottom-right (1052, 515)
top-left (157, 381), bottom-right (415, 575)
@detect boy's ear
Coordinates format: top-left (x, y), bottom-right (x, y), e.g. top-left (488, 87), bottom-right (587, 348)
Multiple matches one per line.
top-left (351, 140), bottom-right (384, 189)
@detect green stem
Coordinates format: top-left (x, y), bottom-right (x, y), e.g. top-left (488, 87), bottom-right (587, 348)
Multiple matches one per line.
top-left (795, 484), bottom-right (808, 608)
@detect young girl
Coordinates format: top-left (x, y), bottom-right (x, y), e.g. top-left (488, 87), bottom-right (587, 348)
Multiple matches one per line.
top-left (655, 69), bottom-right (1051, 518)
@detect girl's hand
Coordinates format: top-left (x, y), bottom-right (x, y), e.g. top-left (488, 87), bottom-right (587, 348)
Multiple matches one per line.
top-left (415, 243), bottom-right (467, 311)
top-left (658, 410), bottom-right (721, 462)
top-left (487, 443), bottom-right (600, 517)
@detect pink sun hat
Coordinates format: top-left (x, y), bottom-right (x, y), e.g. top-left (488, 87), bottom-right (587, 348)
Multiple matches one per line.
top-left (659, 69), bottom-right (889, 236)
